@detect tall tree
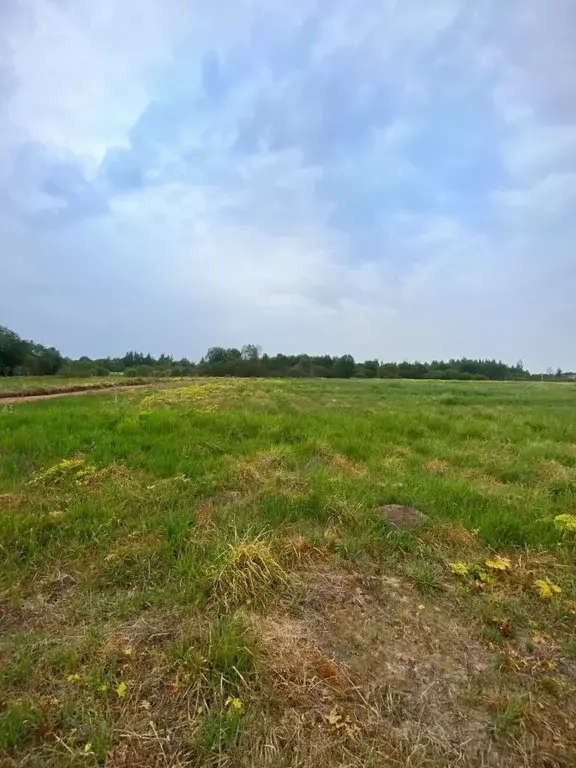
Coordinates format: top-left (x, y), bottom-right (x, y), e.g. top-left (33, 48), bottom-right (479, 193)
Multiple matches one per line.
top-left (241, 344), bottom-right (261, 361)
top-left (333, 354), bottom-right (356, 378)
top-left (0, 326), bottom-right (29, 375)
top-left (27, 343), bottom-right (63, 375)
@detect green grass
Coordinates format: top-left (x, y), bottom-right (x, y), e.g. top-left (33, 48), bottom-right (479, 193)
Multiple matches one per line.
top-left (404, 562), bottom-right (444, 595)
top-left (0, 378), bottom-right (575, 766)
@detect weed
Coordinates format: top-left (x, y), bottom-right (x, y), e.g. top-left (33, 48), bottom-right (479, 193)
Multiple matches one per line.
top-left (166, 641), bottom-right (206, 675)
top-left (382, 685), bottom-right (403, 718)
top-left (405, 562), bottom-right (444, 595)
top-left (489, 696), bottom-right (526, 734)
top-left (195, 707), bottom-right (245, 754)
top-left (207, 616), bottom-right (256, 684)
top-left (562, 638), bottom-right (576, 661)
top-left (482, 625), bottom-right (503, 646)
top-left (0, 700), bottom-right (44, 750)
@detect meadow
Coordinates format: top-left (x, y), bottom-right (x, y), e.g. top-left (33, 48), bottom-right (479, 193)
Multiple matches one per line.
top-left (0, 378), bottom-right (575, 767)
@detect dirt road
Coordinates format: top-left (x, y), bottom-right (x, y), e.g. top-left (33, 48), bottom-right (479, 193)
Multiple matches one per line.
top-left (0, 382), bottom-right (156, 405)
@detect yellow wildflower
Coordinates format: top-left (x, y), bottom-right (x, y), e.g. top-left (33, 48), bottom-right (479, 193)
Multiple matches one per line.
top-left (554, 514), bottom-right (576, 533)
top-left (225, 696), bottom-right (244, 712)
top-left (534, 578), bottom-right (561, 599)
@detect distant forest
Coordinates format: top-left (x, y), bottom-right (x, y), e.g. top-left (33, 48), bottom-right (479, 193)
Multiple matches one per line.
top-left (0, 325), bottom-right (572, 382)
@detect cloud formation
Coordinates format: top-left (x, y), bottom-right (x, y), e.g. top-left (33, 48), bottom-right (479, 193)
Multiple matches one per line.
top-left (1, 0), bottom-right (574, 369)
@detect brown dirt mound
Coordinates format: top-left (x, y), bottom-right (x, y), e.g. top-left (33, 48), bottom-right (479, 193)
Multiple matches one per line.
top-left (378, 504), bottom-right (429, 530)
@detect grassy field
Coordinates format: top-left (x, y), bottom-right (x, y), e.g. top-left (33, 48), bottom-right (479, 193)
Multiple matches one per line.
top-left (0, 378), bottom-right (575, 767)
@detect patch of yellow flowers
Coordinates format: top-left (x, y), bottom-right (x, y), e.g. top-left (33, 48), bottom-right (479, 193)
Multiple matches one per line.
top-left (553, 514), bottom-right (576, 533)
top-left (450, 556), bottom-right (562, 600)
top-left (449, 555), bottom-right (511, 587)
top-left (29, 457), bottom-right (99, 486)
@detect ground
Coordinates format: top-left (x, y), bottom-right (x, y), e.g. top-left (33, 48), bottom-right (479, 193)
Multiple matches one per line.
top-left (0, 375), bottom-right (152, 400)
top-left (0, 378), bottom-right (575, 767)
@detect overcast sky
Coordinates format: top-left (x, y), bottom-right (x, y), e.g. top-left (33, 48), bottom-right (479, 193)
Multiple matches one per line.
top-left (1, 1), bottom-right (574, 369)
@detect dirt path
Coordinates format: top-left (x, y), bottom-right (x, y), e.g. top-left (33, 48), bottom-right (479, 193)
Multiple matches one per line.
top-left (0, 382), bottom-right (158, 405)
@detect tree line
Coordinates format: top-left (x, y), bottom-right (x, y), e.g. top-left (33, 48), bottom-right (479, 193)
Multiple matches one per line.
top-left (0, 326), bottom-right (63, 376)
top-left (1, 325), bottom-right (572, 381)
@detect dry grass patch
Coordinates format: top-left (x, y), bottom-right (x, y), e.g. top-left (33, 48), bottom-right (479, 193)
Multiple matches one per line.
top-left (211, 532), bottom-right (288, 610)
top-left (259, 614), bottom-right (342, 699)
top-left (329, 453), bottom-right (366, 478)
top-left (424, 458), bottom-right (452, 475)
top-left (235, 450), bottom-right (309, 500)
top-left (194, 499), bottom-right (215, 543)
top-left (235, 451), bottom-right (286, 487)
top-left (537, 460), bottom-right (575, 482)
top-left (252, 565), bottom-right (500, 767)
top-left (0, 493), bottom-right (23, 510)
top-left (421, 522), bottom-right (485, 560)
top-left (306, 443), bottom-right (367, 478)
top-left (252, 560), bottom-right (576, 766)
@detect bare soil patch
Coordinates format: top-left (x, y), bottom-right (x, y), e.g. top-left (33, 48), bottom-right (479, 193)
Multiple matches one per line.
top-left (255, 565), bottom-right (500, 767)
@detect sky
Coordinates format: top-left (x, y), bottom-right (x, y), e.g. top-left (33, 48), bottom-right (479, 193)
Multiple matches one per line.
top-left (1, 0), bottom-right (575, 370)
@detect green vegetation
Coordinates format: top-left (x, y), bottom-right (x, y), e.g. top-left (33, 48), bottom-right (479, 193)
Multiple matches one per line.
top-left (3, 323), bottom-right (574, 381)
top-left (0, 378), bottom-right (575, 766)
top-left (0, 326), bottom-right (62, 376)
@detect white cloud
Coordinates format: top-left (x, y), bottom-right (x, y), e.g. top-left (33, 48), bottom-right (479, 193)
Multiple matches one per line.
top-left (501, 124), bottom-right (576, 181)
top-left (4, 0), bottom-right (178, 163)
top-left (314, 0), bottom-right (460, 60)
top-left (494, 173), bottom-right (576, 221)
top-left (1, 0), bottom-right (575, 370)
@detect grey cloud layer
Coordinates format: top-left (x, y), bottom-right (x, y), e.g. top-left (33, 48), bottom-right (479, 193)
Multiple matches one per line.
top-left (0, 0), bottom-right (574, 368)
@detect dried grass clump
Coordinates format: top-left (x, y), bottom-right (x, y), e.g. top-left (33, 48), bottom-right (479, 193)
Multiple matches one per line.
top-left (212, 533), bottom-right (287, 609)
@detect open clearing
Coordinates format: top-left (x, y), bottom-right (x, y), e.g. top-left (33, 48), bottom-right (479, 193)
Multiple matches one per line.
top-left (0, 378), bottom-right (575, 767)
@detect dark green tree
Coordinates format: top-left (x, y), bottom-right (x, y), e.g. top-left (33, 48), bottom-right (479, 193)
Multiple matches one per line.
top-left (27, 343), bottom-right (63, 375)
top-left (333, 354), bottom-right (356, 378)
top-left (0, 326), bottom-right (29, 375)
